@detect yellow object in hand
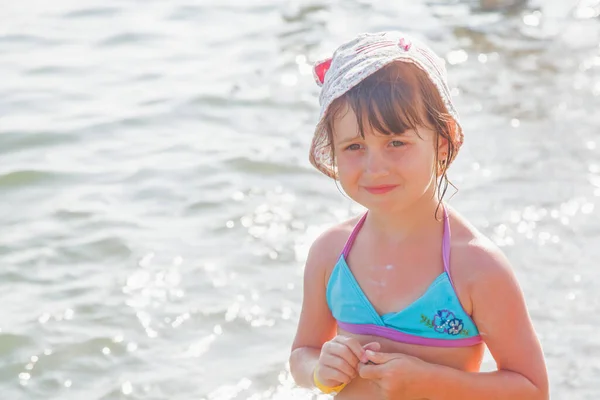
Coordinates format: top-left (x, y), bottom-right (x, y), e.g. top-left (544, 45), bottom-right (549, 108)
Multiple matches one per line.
top-left (313, 366), bottom-right (348, 395)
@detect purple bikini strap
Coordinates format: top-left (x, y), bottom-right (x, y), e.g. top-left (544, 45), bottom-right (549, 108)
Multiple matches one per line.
top-left (341, 213), bottom-right (368, 259)
top-left (342, 208), bottom-right (451, 273)
top-left (337, 321), bottom-right (482, 347)
top-left (442, 207), bottom-right (454, 284)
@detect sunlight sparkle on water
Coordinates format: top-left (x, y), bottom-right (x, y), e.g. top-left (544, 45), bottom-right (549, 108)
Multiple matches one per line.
top-left (122, 381), bottom-right (133, 395)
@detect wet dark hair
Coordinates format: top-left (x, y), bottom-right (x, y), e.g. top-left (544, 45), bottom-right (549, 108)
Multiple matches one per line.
top-left (317, 61), bottom-right (463, 215)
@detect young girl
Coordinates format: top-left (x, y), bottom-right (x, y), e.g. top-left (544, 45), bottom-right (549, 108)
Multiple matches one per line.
top-left (289, 32), bottom-right (549, 399)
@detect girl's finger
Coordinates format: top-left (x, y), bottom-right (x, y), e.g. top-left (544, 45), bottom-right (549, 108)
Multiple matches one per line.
top-left (317, 362), bottom-right (354, 385)
top-left (321, 352), bottom-right (357, 379)
top-left (358, 362), bottom-right (384, 381)
top-left (323, 341), bottom-right (360, 368)
top-left (362, 341), bottom-right (381, 353)
top-left (333, 336), bottom-right (367, 363)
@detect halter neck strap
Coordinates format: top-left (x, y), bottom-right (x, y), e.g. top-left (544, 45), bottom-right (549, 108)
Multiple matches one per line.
top-left (340, 207), bottom-right (451, 276)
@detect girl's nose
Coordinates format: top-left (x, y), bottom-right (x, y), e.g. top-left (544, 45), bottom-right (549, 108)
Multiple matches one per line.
top-left (364, 149), bottom-right (390, 177)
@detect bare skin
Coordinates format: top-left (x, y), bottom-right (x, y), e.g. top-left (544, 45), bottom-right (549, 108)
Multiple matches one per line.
top-left (290, 105), bottom-right (548, 399)
top-left (291, 209), bottom-right (490, 399)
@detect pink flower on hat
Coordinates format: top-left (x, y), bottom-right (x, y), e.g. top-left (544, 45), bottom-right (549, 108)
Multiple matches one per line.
top-left (355, 37), bottom-right (412, 54)
top-left (398, 37), bottom-right (411, 51)
top-left (313, 57), bottom-right (332, 87)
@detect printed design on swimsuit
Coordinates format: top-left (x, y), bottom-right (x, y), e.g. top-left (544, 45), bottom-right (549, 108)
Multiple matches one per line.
top-left (420, 310), bottom-right (470, 337)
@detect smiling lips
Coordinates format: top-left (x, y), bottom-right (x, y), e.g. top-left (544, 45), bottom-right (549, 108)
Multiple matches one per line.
top-left (363, 185), bottom-right (398, 194)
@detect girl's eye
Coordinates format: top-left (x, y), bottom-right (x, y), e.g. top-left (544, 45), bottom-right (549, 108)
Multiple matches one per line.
top-left (346, 143), bottom-right (362, 151)
top-left (390, 140), bottom-right (405, 148)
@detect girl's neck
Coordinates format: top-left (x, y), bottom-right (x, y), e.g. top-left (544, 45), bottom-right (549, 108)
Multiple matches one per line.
top-left (364, 197), bottom-right (445, 243)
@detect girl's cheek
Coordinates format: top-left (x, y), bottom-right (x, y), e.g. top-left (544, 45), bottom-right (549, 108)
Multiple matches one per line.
top-left (336, 151), bottom-right (357, 166)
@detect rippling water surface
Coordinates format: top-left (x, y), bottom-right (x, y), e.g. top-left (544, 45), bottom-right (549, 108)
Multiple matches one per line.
top-left (1, 0), bottom-right (599, 399)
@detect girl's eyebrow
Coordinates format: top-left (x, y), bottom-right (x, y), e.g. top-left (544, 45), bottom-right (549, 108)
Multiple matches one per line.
top-left (335, 130), bottom-right (413, 145)
top-left (335, 134), bottom-right (362, 145)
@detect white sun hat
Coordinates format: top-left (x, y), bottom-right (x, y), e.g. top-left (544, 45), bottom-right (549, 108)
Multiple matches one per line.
top-left (309, 31), bottom-right (463, 178)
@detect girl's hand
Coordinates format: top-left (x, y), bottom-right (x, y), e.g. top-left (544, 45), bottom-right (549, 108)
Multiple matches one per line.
top-left (358, 350), bottom-right (428, 399)
top-left (315, 336), bottom-right (381, 387)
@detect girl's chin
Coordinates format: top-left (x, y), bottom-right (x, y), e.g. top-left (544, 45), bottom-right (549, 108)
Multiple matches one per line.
top-left (356, 195), bottom-right (404, 208)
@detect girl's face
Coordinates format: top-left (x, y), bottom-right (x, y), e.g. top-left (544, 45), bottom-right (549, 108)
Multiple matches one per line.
top-left (332, 104), bottom-right (443, 212)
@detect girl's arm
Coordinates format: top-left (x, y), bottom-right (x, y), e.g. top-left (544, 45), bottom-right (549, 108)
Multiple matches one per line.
top-left (289, 231), bottom-right (337, 387)
top-left (289, 227), bottom-right (367, 388)
top-left (424, 243), bottom-right (548, 399)
top-left (359, 241), bottom-right (549, 399)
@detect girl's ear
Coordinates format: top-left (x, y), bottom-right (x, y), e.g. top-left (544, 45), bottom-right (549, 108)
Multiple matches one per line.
top-left (437, 134), bottom-right (449, 159)
top-left (437, 118), bottom-right (458, 159)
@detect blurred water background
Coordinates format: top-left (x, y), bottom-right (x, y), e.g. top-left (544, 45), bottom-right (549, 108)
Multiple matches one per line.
top-left (1, 0), bottom-right (599, 399)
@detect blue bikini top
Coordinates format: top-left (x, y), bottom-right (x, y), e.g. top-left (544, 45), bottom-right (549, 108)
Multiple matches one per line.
top-left (326, 209), bottom-right (482, 347)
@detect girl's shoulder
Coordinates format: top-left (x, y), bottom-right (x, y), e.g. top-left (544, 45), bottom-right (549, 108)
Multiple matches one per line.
top-left (447, 207), bottom-right (515, 294)
top-left (303, 215), bottom-right (363, 278)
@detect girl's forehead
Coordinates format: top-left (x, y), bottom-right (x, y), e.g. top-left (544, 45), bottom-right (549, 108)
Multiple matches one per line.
top-left (333, 105), bottom-right (359, 129)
